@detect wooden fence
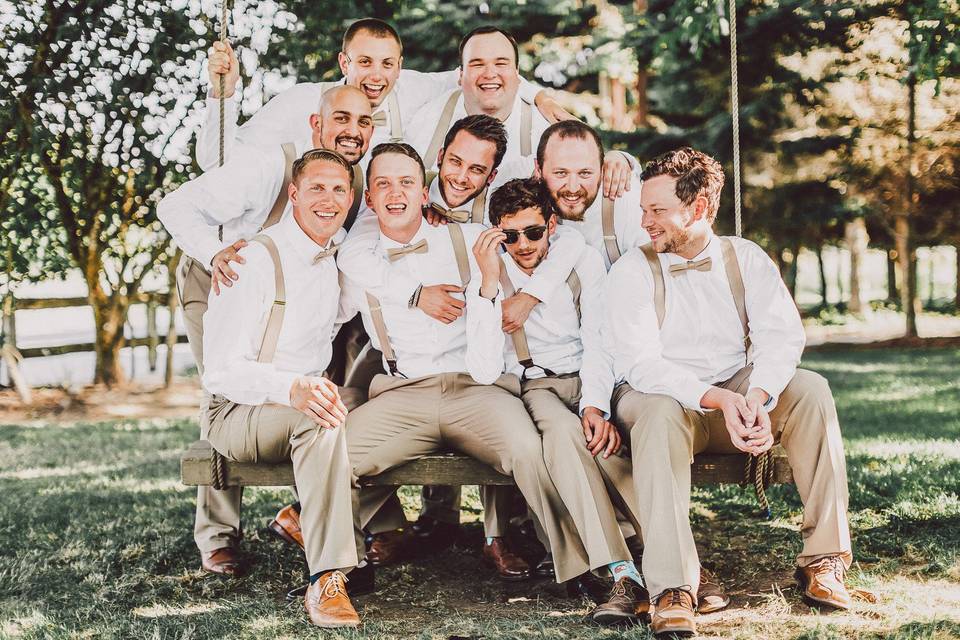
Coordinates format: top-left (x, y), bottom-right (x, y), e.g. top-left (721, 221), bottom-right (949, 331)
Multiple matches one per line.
top-left (0, 291), bottom-right (189, 398)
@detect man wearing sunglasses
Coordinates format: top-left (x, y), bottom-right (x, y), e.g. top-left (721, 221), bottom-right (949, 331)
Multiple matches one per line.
top-left (485, 177), bottom-right (648, 625)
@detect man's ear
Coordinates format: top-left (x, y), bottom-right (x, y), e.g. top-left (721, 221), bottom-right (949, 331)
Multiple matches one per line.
top-left (533, 160), bottom-right (542, 179)
top-left (288, 181), bottom-right (299, 206)
top-left (420, 185), bottom-right (430, 207)
top-left (364, 189), bottom-right (373, 209)
top-left (457, 66), bottom-right (463, 87)
top-left (397, 55), bottom-right (404, 72)
top-left (337, 51), bottom-right (349, 78)
top-left (309, 113), bottom-right (322, 134)
top-left (546, 213), bottom-right (558, 236)
top-left (691, 195), bottom-right (709, 222)
top-left (485, 168), bottom-right (498, 186)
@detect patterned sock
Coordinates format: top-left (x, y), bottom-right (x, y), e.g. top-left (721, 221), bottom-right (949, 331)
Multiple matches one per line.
top-left (609, 560), bottom-right (645, 587)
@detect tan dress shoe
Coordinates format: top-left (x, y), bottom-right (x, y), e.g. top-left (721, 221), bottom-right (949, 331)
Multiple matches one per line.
top-left (697, 568), bottom-right (731, 613)
top-left (268, 503), bottom-right (304, 549)
top-left (589, 577), bottom-right (649, 626)
top-left (795, 555), bottom-right (852, 610)
top-left (366, 529), bottom-right (407, 566)
top-left (482, 537), bottom-right (531, 581)
top-left (304, 570), bottom-right (360, 628)
top-left (200, 547), bottom-right (246, 576)
top-left (651, 588), bottom-right (696, 638)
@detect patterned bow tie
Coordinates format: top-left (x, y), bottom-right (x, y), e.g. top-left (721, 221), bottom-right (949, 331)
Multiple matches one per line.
top-left (371, 110), bottom-right (388, 127)
top-left (427, 202), bottom-right (471, 224)
top-left (668, 257), bottom-right (712, 276)
top-left (313, 243), bottom-right (340, 264)
top-left (387, 239), bottom-right (428, 261)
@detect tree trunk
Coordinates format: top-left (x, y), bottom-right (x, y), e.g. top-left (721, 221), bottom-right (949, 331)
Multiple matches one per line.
top-left (784, 245), bottom-right (800, 300)
top-left (817, 244), bottom-right (829, 306)
top-left (887, 249), bottom-right (898, 302)
top-left (845, 218), bottom-right (869, 314)
top-left (89, 286), bottom-right (128, 386)
top-left (956, 244), bottom-right (960, 312)
top-left (900, 41), bottom-right (919, 337)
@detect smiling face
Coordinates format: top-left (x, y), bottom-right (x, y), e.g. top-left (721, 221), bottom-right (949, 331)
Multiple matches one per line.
top-left (365, 152), bottom-right (429, 243)
top-left (459, 31), bottom-right (520, 119)
top-left (497, 205), bottom-right (556, 274)
top-left (338, 30), bottom-right (403, 107)
top-left (289, 160), bottom-right (353, 246)
top-left (309, 86), bottom-right (374, 165)
top-left (640, 174), bottom-right (709, 255)
top-left (437, 130), bottom-right (498, 208)
top-left (537, 134), bottom-right (602, 221)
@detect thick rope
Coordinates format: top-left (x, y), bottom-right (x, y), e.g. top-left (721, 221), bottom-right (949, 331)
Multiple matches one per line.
top-left (217, 0), bottom-right (230, 242)
top-left (727, 0), bottom-right (742, 237)
top-left (211, 447), bottom-right (228, 490)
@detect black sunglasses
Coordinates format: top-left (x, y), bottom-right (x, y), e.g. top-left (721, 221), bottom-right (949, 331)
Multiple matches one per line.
top-left (501, 225), bottom-right (547, 244)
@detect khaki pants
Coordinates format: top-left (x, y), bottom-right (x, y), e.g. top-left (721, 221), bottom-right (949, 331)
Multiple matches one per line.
top-left (520, 374), bottom-right (635, 572)
top-left (345, 372), bottom-right (589, 582)
top-left (206, 398), bottom-right (358, 574)
top-left (176, 255), bottom-right (244, 554)
top-left (611, 367), bottom-right (852, 601)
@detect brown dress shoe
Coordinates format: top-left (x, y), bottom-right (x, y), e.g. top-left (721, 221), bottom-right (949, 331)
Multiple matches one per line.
top-left (304, 570), bottom-right (360, 628)
top-left (268, 504), bottom-right (304, 549)
top-left (366, 529), bottom-right (407, 566)
top-left (697, 567), bottom-right (731, 613)
top-left (482, 537), bottom-right (531, 581)
top-left (795, 555), bottom-right (852, 610)
top-left (200, 547), bottom-right (246, 577)
top-left (651, 588), bottom-right (696, 638)
top-left (589, 577), bottom-right (649, 626)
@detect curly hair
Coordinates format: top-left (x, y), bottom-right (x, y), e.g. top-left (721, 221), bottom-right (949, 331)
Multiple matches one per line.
top-left (641, 147), bottom-right (725, 222)
top-left (489, 177), bottom-right (553, 227)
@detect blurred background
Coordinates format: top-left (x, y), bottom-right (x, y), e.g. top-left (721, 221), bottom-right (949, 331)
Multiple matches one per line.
top-left (1, 0), bottom-right (958, 391)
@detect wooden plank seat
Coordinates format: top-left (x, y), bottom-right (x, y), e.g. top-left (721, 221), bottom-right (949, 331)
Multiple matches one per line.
top-left (180, 440), bottom-right (793, 488)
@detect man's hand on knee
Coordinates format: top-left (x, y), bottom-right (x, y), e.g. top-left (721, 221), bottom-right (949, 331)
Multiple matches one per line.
top-left (289, 376), bottom-right (348, 429)
top-left (743, 389), bottom-right (774, 454)
top-left (581, 407), bottom-right (620, 458)
top-left (701, 387), bottom-right (755, 454)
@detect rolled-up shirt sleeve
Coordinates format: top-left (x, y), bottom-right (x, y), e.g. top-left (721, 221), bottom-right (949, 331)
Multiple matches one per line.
top-left (604, 252), bottom-right (712, 410)
top-left (201, 244), bottom-right (299, 406)
top-left (576, 251), bottom-right (615, 417)
top-left (463, 228), bottom-right (506, 385)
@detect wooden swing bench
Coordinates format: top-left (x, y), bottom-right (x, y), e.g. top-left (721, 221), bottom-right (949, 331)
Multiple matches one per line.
top-left (180, 440), bottom-right (793, 489)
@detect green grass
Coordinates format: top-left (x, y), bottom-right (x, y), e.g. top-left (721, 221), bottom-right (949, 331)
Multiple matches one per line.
top-left (1, 348), bottom-right (959, 639)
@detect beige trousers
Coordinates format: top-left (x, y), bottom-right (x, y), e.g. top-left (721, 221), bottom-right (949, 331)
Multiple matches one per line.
top-left (177, 255), bottom-right (244, 554)
top-left (206, 398), bottom-right (358, 574)
top-left (519, 375), bottom-right (634, 572)
top-left (345, 372), bottom-right (589, 582)
top-left (611, 367), bottom-right (852, 601)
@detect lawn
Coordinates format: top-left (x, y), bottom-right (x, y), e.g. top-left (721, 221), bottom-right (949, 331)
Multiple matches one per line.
top-left (1, 348), bottom-right (959, 639)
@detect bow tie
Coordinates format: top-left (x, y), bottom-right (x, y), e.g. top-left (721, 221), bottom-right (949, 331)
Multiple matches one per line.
top-left (427, 202), bottom-right (471, 224)
top-left (387, 239), bottom-right (428, 261)
top-left (668, 257), bottom-right (712, 276)
top-left (313, 243), bottom-right (340, 263)
top-left (371, 110), bottom-right (388, 127)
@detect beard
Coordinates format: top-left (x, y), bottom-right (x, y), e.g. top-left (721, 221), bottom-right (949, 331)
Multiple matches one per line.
top-left (549, 186), bottom-right (598, 222)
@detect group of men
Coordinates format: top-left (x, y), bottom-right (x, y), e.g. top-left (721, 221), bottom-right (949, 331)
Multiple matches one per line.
top-left (158, 17), bottom-right (858, 637)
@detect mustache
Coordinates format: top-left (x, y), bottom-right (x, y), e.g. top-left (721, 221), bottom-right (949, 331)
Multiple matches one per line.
top-left (556, 188), bottom-right (589, 201)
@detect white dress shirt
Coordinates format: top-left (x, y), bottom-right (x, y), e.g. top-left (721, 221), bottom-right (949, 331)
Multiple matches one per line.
top-left (202, 211), bottom-right (345, 406)
top-left (604, 234), bottom-right (805, 410)
top-left (158, 138), bottom-right (313, 267)
top-left (339, 220), bottom-right (504, 384)
top-left (502, 246), bottom-right (614, 415)
top-left (408, 90), bottom-right (550, 170)
top-left (196, 72), bottom-right (544, 171)
top-left (338, 190), bottom-right (587, 308)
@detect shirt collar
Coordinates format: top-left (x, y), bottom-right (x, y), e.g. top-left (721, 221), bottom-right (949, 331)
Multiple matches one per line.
top-left (665, 232), bottom-right (718, 266)
top-left (428, 174), bottom-right (480, 211)
top-left (377, 216), bottom-right (428, 253)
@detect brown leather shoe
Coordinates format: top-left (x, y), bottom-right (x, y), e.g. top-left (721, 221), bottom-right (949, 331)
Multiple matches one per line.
top-left (482, 537), bottom-right (531, 581)
top-left (268, 504), bottom-right (304, 550)
top-left (697, 567), bottom-right (730, 613)
top-left (651, 588), bottom-right (696, 638)
top-left (589, 577), bottom-right (650, 626)
top-left (795, 555), bottom-right (852, 610)
top-left (366, 529), bottom-right (407, 566)
top-left (304, 570), bottom-right (360, 628)
top-left (200, 547), bottom-right (246, 577)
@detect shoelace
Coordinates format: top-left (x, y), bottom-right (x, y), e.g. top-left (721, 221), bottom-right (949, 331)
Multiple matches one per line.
top-left (315, 571), bottom-right (349, 601)
top-left (814, 555), bottom-right (845, 583)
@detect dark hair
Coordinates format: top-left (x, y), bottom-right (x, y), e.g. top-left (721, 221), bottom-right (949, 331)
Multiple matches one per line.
top-left (489, 178), bottom-right (553, 227)
top-left (342, 18), bottom-right (402, 54)
top-left (366, 142), bottom-right (425, 186)
top-left (641, 147), bottom-right (725, 221)
top-left (536, 120), bottom-right (604, 169)
top-left (292, 148), bottom-right (352, 184)
top-left (458, 26), bottom-right (519, 69)
top-left (441, 114), bottom-right (508, 170)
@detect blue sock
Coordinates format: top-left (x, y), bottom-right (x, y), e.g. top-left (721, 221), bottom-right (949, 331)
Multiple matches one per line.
top-left (609, 560), bottom-right (644, 587)
top-left (486, 536), bottom-right (496, 545)
top-left (309, 572), bottom-right (322, 585)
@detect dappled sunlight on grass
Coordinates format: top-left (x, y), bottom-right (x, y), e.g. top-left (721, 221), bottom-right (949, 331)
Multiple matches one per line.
top-left (132, 602), bottom-right (224, 618)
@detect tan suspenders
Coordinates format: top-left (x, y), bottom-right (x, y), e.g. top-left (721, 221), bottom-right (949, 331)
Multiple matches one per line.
top-left (249, 234), bottom-right (286, 364)
top-left (366, 224), bottom-right (471, 376)
top-left (425, 172), bottom-right (487, 223)
top-left (346, 164), bottom-right (364, 231)
top-left (423, 89), bottom-right (534, 169)
top-left (639, 237), bottom-right (752, 362)
top-left (385, 90), bottom-right (403, 142)
top-left (600, 197), bottom-right (621, 265)
top-left (497, 256), bottom-right (582, 378)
